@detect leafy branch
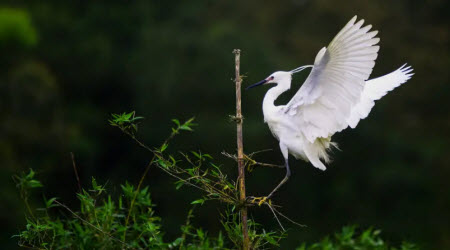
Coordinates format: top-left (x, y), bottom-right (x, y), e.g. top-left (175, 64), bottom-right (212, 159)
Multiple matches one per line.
top-left (13, 112), bottom-right (419, 249)
top-left (13, 169), bottom-right (43, 219)
top-left (110, 111), bottom-right (306, 233)
top-left (110, 112), bottom-right (237, 203)
top-left (110, 112), bottom-right (246, 243)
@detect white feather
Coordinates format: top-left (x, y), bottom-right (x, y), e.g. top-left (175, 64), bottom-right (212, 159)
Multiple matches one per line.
top-left (285, 15), bottom-right (379, 144)
top-left (258, 16), bottom-right (413, 171)
top-left (347, 64), bottom-right (414, 128)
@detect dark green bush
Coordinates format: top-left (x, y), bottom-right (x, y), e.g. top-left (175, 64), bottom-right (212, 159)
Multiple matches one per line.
top-left (0, 8), bottom-right (37, 48)
top-left (14, 113), bottom-right (419, 249)
top-left (298, 226), bottom-right (418, 250)
top-left (14, 171), bottom-right (227, 249)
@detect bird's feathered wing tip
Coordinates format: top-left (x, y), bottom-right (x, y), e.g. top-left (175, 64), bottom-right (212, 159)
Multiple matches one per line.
top-left (347, 64), bottom-right (414, 128)
top-left (281, 16), bottom-right (413, 172)
top-left (285, 16), bottom-right (380, 144)
top-left (308, 64), bottom-right (414, 171)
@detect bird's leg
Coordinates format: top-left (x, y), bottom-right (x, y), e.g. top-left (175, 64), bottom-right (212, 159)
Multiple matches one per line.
top-left (247, 159), bottom-right (290, 206)
top-left (247, 144), bottom-right (290, 206)
top-left (266, 158), bottom-right (291, 200)
top-left (265, 142), bottom-right (291, 200)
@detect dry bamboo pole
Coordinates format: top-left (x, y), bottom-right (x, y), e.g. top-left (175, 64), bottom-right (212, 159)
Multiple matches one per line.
top-left (233, 49), bottom-right (249, 250)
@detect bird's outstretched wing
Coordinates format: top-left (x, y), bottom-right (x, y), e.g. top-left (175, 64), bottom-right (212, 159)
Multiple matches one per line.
top-left (285, 16), bottom-right (380, 143)
top-left (347, 64), bottom-right (413, 128)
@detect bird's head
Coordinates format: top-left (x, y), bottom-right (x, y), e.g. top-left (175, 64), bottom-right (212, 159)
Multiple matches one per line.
top-left (246, 71), bottom-right (292, 90)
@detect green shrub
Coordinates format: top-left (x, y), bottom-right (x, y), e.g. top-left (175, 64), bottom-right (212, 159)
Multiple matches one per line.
top-left (298, 226), bottom-right (418, 250)
top-left (14, 113), bottom-right (419, 249)
top-left (14, 113), bottom-right (284, 249)
top-left (0, 8), bottom-right (37, 48)
top-left (14, 172), bottom-right (227, 249)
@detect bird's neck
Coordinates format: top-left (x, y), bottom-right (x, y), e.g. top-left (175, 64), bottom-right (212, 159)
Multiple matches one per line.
top-left (263, 78), bottom-right (291, 112)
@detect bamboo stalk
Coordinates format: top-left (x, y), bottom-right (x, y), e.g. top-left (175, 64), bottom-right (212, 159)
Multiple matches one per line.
top-left (233, 49), bottom-right (249, 250)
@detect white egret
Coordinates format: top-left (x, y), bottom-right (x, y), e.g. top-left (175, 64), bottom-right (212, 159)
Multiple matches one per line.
top-left (247, 16), bottom-right (413, 203)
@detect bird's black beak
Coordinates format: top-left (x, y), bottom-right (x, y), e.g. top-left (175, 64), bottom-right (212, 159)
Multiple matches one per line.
top-left (246, 79), bottom-right (268, 90)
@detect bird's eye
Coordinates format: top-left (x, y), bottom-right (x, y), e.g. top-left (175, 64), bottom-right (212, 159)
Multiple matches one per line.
top-left (270, 76), bottom-right (274, 80)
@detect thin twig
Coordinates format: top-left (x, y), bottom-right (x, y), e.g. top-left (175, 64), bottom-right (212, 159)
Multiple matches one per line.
top-left (245, 197), bottom-right (305, 229)
top-left (247, 148), bottom-right (273, 156)
top-left (271, 206), bottom-right (307, 228)
top-left (121, 126), bottom-right (179, 243)
top-left (179, 207), bottom-right (195, 250)
top-left (17, 244), bottom-right (43, 249)
top-left (222, 151), bottom-right (284, 169)
top-left (158, 166), bottom-right (205, 192)
top-left (120, 129), bottom-right (239, 243)
top-left (266, 203), bottom-right (285, 231)
top-left (244, 154), bottom-right (284, 169)
top-left (70, 152), bottom-right (82, 192)
top-left (122, 158), bottom-right (154, 243)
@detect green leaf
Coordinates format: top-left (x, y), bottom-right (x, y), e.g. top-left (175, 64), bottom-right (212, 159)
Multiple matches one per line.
top-left (160, 143), bottom-right (168, 152)
top-left (28, 180), bottom-right (43, 188)
top-left (210, 163), bottom-right (221, 171)
top-left (172, 119), bottom-right (180, 127)
top-left (172, 237), bottom-right (183, 246)
top-left (202, 154), bottom-right (213, 159)
top-left (45, 197), bottom-right (58, 209)
top-left (131, 116), bottom-right (144, 122)
top-left (179, 125), bottom-right (193, 131)
top-left (123, 111), bottom-right (133, 120)
top-left (191, 151), bottom-right (201, 159)
top-left (175, 181), bottom-right (184, 190)
top-left (197, 229), bottom-right (205, 239)
top-left (26, 169), bottom-right (35, 179)
top-left (265, 235), bottom-right (279, 246)
top-left (91, 177), bottom-right (98, 189)
top-left (169, 155), bottom-right (177, 165)
top-left (157, 159), bottom-right (169, 169)
top-left (191, 199), bottom-right (205, 205)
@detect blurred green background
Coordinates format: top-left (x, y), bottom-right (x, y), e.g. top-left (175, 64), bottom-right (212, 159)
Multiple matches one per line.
top-left (1, 0), bottom-right (449, 249)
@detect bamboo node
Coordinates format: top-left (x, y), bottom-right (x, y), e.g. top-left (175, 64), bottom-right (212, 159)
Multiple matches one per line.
top-left (229, 115), bottom-right (244, 123)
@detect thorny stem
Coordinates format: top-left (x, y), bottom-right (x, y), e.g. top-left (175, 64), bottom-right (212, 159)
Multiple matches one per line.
top-left (233, 49), bottom-right (249, 250)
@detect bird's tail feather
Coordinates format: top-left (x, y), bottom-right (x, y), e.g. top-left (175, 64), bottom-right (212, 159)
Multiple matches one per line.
top-left (304, 138), bottom-right (337, 171)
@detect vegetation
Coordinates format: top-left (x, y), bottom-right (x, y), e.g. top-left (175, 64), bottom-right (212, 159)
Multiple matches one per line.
top-left (297, 226), bottom-right (418, 250)
top-left (0, 8), bottom-right (37, 48)
top-left (14, 113), bottom-right (418, 249)
top-left (2, 1), bottom-right (448, 248)
top-left (14, 113), bottom-right (285, 249)
top-left (14, 170), bottom-right (419, 249)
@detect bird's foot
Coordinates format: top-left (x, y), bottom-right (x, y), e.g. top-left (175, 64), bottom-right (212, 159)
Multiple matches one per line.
top-left (246, 196), bottom-right (271, 206)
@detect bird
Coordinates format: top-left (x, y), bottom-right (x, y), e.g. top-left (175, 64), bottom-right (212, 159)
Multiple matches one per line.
top-left (246, 16), bottom-right (413, 204)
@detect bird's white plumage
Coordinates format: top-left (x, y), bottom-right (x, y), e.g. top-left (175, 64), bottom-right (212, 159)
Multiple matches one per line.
top-left (347, 64), bottom-right (414, 128)
top-left (255, 16), bottom-right (413, 171)
top-left (285, 16), bottom-right (380, 143)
